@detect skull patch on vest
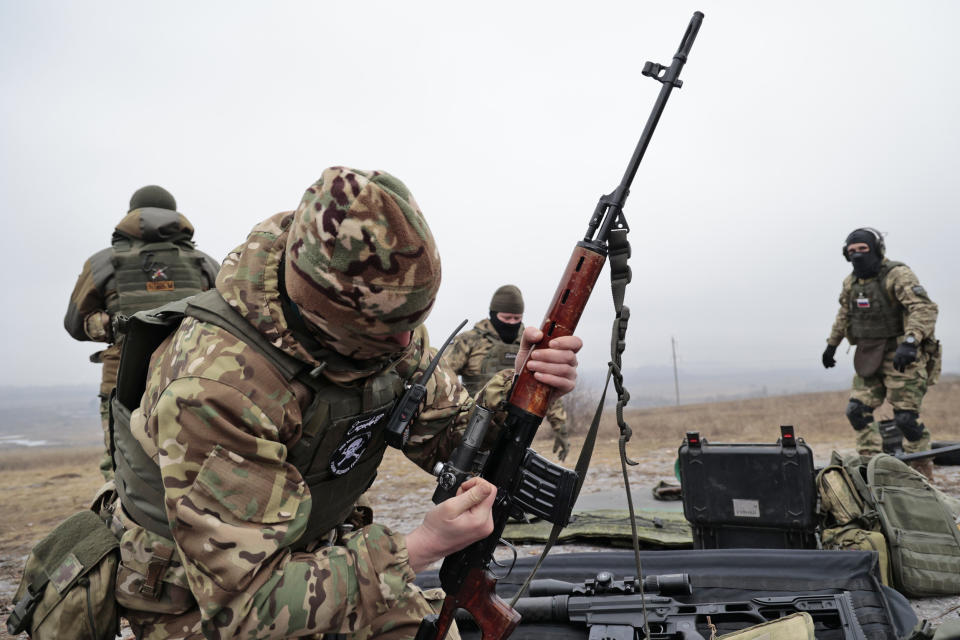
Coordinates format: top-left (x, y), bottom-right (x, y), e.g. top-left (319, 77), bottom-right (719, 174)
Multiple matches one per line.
top-left (329, 409), bottom-right (389, 476)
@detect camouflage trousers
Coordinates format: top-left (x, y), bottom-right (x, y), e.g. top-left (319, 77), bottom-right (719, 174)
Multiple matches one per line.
top-left (96, 344), bottom-right (121, 481)
top-left (850, 349), bottom-right (930, 455)
top-left (125, 582), bottom-right (458, 640)
top-left (98, 395), bottom-right (114, 481)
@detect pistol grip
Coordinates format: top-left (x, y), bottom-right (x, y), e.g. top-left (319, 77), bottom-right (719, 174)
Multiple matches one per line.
top-left (432, 567), bottom-right (520, 640)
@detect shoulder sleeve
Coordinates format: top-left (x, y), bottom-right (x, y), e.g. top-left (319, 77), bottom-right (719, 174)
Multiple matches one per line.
top-left (64, 254), bottom-right (109, 341)
top-left (443, 332), bottom-right (471, 374)
top-left (888, 265), bottom-right (938, 341)
top-left (403, 342), bottom-right (475, 473)
top-left (827, 276), bottom-right (852, 346)
top-left (152, 377), bottom-right (416, 638)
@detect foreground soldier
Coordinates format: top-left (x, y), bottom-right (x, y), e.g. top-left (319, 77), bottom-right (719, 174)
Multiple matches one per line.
top-left (822, 227), bottom-right (940, 479)
top-left (64, 186), bottom-right (219, 479)
top-left (111, 168), bottom-right (582, 639)
top-left (446, 285), bottom-right (571, 461)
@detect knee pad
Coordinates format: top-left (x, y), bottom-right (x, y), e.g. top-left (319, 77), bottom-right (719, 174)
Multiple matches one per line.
top-left (846, 399), bottom-right (874, 431)
top-left (894, 409), bottom-right (924, 441)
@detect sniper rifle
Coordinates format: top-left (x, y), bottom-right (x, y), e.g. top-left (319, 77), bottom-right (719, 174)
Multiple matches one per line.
top-left (416, 11), bottom-right (705, 640)
top-left (455, 572), bottom-right (868, 640)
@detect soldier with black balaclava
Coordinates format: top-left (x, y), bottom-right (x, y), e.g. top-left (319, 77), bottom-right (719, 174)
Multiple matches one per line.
top-left (822, 227), bottom-right (941, 480)
top-left (446, 285), bottom-right (571, 461)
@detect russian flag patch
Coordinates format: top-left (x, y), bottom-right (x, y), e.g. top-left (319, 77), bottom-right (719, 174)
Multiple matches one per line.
top-left (856, 297), bottom-right (870, 308)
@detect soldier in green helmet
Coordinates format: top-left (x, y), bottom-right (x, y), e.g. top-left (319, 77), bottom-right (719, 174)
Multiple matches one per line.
top-left (822, 227), bottom-right (941, 480)
top-left (106, 168), bottom-right (583, 639)
top-left (64, 185), bottom-right (220, 480)
top-left (446, 285), bottom-right (572, 461)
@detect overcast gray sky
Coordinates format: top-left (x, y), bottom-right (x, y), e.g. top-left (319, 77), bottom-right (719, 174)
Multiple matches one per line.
top-left (1, 1), bottom-right (957, 391)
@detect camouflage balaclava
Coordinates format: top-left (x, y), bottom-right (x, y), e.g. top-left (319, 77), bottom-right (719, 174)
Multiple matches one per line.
top-left (129, 185), bottom-right (177, 212)
top-left (284, 167), bottom-right (441, 360)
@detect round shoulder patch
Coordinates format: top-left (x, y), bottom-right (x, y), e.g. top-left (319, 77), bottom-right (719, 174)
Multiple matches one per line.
top-left (329, 410), bottom-right (388, 476)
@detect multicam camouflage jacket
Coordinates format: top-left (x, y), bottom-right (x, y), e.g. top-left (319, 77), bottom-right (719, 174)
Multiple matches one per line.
top-left (116, 212), bottom-right (503, 639)
top-left (446, 319), bottom-right (567, 432)
top-left (827, 259), bottom-right (938, 348)
top-left (64, 208), bottom-right (219, 394)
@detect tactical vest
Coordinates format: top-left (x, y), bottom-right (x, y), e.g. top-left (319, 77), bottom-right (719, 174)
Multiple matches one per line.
top-left (847, 261), bottom-right (905, 340)
top-left (110, 290), bottom-right (409, 550)
top-left (460, 330), bottom-right (519, 395)
top-left (107, 237), bottom-right (208, 316)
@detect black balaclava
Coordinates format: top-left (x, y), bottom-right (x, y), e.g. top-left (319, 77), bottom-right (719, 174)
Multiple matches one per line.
top-left (845, 228), bottom-right (883, 279)
top-left (489, 310), bottom-right (521, 343)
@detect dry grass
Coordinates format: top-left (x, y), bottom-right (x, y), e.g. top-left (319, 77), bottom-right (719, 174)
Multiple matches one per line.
top-left (1, 381), bottom-right (958, 638)
top-left (0, 445), bottom-right (106, 472)
top-left (589, 377), bottom-right (960, 450)
top-left (0, 447), bottom-right (106, 555)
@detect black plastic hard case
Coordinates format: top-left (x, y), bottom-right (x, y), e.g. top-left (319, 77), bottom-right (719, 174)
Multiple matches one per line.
top-left (678, 426), bottom-right (818, 549)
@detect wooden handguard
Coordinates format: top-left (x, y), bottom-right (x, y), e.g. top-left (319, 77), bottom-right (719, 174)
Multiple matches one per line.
top-left (508, 241), bottom-right (607, 416)
top-left (431, 567), bottom-right (521, 640)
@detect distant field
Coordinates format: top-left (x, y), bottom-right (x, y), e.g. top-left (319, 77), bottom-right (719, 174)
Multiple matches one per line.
top-left (0, 385), bottom-right (102, 449)
top-left (603, 375), bottom-right (960, 451)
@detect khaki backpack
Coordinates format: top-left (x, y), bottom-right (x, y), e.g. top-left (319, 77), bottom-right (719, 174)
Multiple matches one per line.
top-left (820, 524), bottom-right (892, 586)
top-left (819, 452), bottom-right (960, 597)
top-left (5, 509), bottom-right (120, 639)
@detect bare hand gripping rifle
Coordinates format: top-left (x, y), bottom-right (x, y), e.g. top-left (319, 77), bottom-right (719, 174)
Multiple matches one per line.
top-left (417, 12), bottom-right (704, 640)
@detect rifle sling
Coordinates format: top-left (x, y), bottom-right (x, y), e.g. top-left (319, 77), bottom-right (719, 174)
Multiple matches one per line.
top-left (508, 225), bottom-right (644, 623)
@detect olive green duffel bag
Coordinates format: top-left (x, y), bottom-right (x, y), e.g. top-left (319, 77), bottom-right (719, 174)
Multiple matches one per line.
top-left (718, 612), bottom-right (815, 639)
top-left (6, 509), bottom-right (120, 639)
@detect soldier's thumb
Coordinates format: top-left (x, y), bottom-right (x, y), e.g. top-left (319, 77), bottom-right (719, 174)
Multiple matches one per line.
top-left (449, 482), bottom-right (494, 516)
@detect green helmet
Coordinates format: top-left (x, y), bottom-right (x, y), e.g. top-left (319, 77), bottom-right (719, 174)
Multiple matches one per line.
top-left (128, 185), bottom-right (177, 212)
top-left (284, 167), bottom-right (441, 359)
top-left (490, 285), bottom-right (524, 314)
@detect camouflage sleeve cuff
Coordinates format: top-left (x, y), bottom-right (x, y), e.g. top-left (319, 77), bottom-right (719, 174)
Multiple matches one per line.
top-left (478, 368), bottom-right (515, 410)
top-left (344, 524), bottom-right (416, 602)
top-left (83, 310), bottom-right (112, 342)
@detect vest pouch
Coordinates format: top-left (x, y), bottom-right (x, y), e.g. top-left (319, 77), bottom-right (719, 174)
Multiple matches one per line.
top-left (820, 524), bottom-right (891, 586)
top-left (6, 510), bottom-right (119, 640)
top-left (114, 524), bottom-right (195, 615)
top-left (817, 464), bottom-right (868, 527)
top-left (853, 337), bottom-right (887, 377)
top-left (461, 333), bottom-right (518, 396)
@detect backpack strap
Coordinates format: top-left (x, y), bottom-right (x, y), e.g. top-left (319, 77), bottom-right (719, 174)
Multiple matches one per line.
top-left (185, 290), bottom-right (310, 382)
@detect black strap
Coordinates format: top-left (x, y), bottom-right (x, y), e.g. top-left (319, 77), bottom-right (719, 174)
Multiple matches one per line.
top-left (606, 225), bottom-right (652, 640)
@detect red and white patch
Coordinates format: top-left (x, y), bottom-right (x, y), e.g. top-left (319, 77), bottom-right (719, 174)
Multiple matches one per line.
top-left (856, 297), bottom-right (870, 308)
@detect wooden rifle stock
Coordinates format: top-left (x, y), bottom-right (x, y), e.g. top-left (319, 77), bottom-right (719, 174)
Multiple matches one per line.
top-left (417, 242), bottom-right (607, 640)
top-left (423, 567), bottom-right (520, 640)
top-left (508, 242), bottom-right (607, 416)
top-left (421, 244), bottom-right (607, 640)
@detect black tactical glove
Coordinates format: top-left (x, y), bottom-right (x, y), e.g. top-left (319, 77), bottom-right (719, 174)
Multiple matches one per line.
top-left (822, 344), bottom-right (837, 369)
top-left (893, 341), bottom-right (918, 372)
top-left (553, 427), bottom-right (570, 462)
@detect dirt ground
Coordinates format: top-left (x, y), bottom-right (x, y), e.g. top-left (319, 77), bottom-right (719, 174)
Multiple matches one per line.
top-left (2, 379), bottom-right (959, 637)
